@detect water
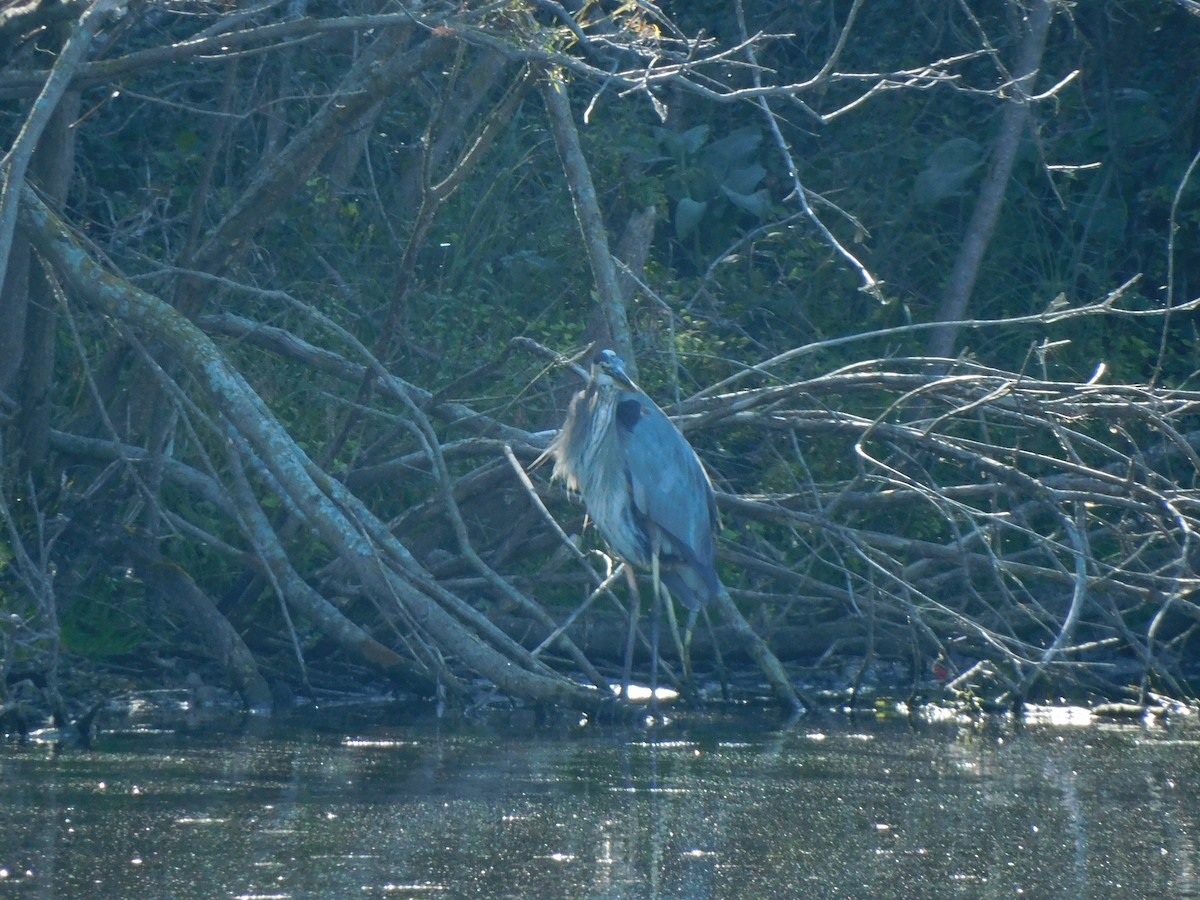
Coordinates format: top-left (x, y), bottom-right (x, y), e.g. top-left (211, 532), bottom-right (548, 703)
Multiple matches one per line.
top-left (1, 701), bottom-right (1197, 898)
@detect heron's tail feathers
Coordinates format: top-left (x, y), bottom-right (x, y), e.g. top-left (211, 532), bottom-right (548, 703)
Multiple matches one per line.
top-left (661, 567), bottom-right (720, 612)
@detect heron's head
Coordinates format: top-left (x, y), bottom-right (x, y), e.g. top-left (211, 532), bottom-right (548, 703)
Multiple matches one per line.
top-left (592, 349), bottom-right (638, 392)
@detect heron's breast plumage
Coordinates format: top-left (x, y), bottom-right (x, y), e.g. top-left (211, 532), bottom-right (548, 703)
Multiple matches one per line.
top-left (553, 386), bottom-right (652, 566)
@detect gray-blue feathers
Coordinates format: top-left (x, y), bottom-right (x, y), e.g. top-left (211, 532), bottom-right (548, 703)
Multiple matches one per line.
top-left (551, 350), bottom-right (721, 610)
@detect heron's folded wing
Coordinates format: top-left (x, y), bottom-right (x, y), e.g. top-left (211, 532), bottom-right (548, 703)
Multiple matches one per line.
top-left (616, 394), bottom-right (720, 600)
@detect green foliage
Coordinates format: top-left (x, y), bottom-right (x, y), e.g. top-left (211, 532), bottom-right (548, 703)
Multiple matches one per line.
top-left (653, 124), bottom-right (772, 241)
top-left (59, 578), bottom-right (150, 659)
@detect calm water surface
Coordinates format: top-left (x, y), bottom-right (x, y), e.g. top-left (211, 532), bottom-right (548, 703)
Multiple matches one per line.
top-left (1, 701), bottom-right (1197, 898)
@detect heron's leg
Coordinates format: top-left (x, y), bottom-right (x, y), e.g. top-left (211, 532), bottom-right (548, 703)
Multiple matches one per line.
top-left (620, 565), bottom-right (640, 698)
top-left (653, 550), bottom-right (691, 693)
top-left (650, 550), bottom-right (662, 706)
top-left (682, 605), bottom-right (699, 683)
top-left (662, 586), bottom-right (690, 688)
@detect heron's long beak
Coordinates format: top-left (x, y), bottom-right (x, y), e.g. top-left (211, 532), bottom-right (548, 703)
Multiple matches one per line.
top-left (610, 367), bottom-right (638, 392)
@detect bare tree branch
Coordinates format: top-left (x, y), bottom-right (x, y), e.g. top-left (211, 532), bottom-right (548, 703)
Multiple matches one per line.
top-left (0, 0), bottom-right (124, 297)
top-left (541, 69), bottom-right (636, 372)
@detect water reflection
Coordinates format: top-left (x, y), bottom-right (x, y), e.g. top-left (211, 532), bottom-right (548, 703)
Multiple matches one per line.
top-left (0, 704), bottom-right (1197, 897)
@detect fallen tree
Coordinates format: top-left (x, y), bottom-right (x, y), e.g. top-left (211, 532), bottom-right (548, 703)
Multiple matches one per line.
top-left (11, 182), bottom-right (1199, 713)
top-left (3, 2), bottom-right (1199, 718)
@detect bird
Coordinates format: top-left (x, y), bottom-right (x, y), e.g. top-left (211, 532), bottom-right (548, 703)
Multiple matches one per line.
top-left (550, 348), bottom-right (721, 696)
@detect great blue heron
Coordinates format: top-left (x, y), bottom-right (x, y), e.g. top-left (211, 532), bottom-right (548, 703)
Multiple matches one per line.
top-left (550, 348), bottom-right (721, 693)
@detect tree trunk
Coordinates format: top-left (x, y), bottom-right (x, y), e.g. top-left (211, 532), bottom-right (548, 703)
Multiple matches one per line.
top-left (128, 537), bottom-right (274, 710)
top-left (11, 91), bottom-right (80, 474)
top-left (541, 74), bottom-right (637, 375)
top-left (925, 0), bottom-right (1054, 359)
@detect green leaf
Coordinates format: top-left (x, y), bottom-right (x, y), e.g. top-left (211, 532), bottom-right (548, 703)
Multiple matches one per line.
top-left (704, 126), bottom-right (762, 172)
top-left (675, 197), bottom-right (708, 239)
top-left (657, 124), bottom-right (710, 159)
top-left (721, 186), bottom-right (771, 217)
top-left (723, 162), bottom-right (767, 195)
